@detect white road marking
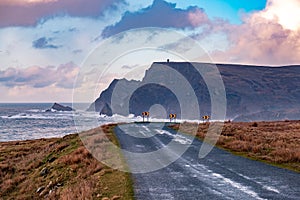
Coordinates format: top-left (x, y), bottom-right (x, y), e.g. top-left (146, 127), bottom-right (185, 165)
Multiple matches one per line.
top-left (234, 171), bottom-right (280, 194)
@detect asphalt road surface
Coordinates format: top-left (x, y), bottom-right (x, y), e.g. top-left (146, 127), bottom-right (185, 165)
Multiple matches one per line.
top-left (114, 123), bottom-right (300, 200)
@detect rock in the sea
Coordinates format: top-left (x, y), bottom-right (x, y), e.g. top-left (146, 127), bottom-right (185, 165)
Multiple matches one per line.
top-left (47, 103), bottom-right (74, 112)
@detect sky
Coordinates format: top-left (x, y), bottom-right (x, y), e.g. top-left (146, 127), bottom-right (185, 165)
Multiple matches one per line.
top-left (0, 0), bottom-right (300, 102)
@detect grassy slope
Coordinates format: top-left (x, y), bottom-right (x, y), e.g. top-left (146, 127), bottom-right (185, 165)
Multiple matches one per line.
top-left (171, 120), bottom-right (300, 173)
top-left (0, 124), bottom-right (133, 200)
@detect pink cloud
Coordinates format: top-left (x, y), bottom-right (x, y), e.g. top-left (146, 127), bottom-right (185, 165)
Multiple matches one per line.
top-left (0, 84), bottom-right (74, 103)
top-left (0, 62), bottom-right (79, 88)
top-left (0, 0), bottom-right (123, 27)
top-left (209, 0), bottom-right (300, 65)
top-left (188, 7), bottom-right (209, 27)
top-left (213, 23), bottom-right (300, 65)
top-left (256, 0), bottom-right (300, 31)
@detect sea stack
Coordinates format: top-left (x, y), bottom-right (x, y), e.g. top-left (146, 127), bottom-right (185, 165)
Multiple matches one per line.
top-left (47, 103), bottom-right (74, 112)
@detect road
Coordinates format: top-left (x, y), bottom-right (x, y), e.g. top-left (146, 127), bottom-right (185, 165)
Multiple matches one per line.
top-left (114, 123), bottom-right (300, 200)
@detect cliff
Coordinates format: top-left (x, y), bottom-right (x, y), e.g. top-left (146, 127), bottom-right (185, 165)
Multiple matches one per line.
top-left (88, 62), bottom-right (300, 121)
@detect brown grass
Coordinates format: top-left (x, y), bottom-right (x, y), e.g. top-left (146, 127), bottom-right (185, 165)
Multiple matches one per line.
top-left (171, 120), bottom-right (300, 172)
top-left (0, 124), bottom-right (133, 200)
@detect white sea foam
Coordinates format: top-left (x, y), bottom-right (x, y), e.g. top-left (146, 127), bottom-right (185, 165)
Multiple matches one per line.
top-left (26, 109), bottom-right (43, 112)
top-left (1, 113), bottom-right (55, 119)
top-left (1, 112), bottom-right (75, 120)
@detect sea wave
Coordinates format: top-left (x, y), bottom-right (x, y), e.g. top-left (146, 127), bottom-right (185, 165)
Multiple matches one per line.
top-left (1, 112), bottom-right (75, 120)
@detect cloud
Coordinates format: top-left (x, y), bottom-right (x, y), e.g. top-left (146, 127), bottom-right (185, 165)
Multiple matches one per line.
top-left (256, 0), bottom-right (300, 31)
top-left (209, 0), bottom-right (300, 65)
top-left (121, 64), bottom-right (139, 69)
top-left (0, 84), bottom-right (75, 103)
top-left (0, 0), bottom-right (124, 27)
top-left (72, 49), bottom-right (83, 54)
top-left (0, 15), bottom-right (116, 68)
top-left (215, 21), bottom-right (300, 65)
top-left (32, 37), bottom-right (61, 49)
top-left (101, 0), bottom-right (209, 38)
top-left (0, 62), bottom-right (79, 88)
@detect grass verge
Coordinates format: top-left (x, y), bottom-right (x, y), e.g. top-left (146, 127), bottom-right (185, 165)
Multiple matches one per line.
top-left (0, 124), bottom-right (134, 200)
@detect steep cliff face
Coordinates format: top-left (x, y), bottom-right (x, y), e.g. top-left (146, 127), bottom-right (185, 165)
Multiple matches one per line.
top-left (87, 79), bottom-right (119, 113)
top-left (87, 79), bottom-right (140, 116)
top-left (88, 62), bottom-right (300, 121)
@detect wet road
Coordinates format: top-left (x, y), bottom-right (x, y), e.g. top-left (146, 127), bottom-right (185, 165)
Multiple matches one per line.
top-left (114, 123), bottom-right (300, 200)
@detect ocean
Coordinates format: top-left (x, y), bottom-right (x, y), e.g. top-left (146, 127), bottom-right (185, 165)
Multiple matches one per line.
top-left (0, 103), bottom-right (207, 142)
top-left (0, 103), bottom-right (138, 142)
